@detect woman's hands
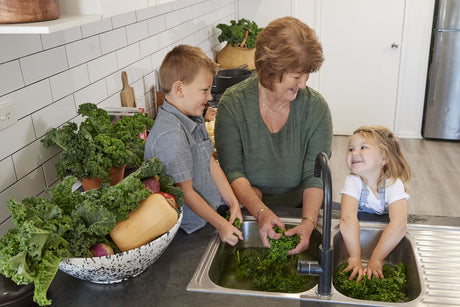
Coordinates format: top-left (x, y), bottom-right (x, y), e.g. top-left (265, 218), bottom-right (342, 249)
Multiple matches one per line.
top-left (257, 208), bottom-right (284, 248)
top-left (284, 219), bottom-right (315, 255)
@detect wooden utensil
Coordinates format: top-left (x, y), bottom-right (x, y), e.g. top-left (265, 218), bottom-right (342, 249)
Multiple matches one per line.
top-left (120, 71), bottom-right (136, 107)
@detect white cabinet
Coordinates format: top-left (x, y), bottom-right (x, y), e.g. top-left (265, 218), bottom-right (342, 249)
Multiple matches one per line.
top-left (318, 0), bottom-right (405, 135)
top-left (0, 0), bottom-right (174, 34)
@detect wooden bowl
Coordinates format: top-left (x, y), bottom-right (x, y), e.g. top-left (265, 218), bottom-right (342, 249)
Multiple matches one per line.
top-left (0, 0), bottom-right (60, 24)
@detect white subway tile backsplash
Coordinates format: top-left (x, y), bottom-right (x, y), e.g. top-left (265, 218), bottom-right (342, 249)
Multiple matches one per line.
top-left (99, 28), bottom-right (128, 54)
top-left (87, 52), bottom-right (119, 83)
top-left (49, 64), bottom-right (90, 101)
top-left (32, 95), bottom-right (77, 138)
top-left (0, 1), bottom-right (236, 233)
top-left (0, 219), bottom-right (13, 238)
top-left (42, 154), bottom-right (60, 186)
top-left (112, 11), bottom-right (137, 29)
top-left (66, 36), bottom-right (102, 68)
top-left (0, 34), bottom-right (43, 64)
top-left (117, 43), bottom-right (141, 69)
top-left (147, 15), bottom-right (166, 35)
top-left (0, 80), bottom-right (53, 119)
top-left (12, 139), bottom-right (54, 180)
top-left (165, 9), bottom-right (182, 29)
top-left (136, 6), bottom-right (161, 21)
top-left (139, 35), bottom-right (161, 59)
top-left (106, 70), bottom-right (123, 96)
top-left (0, 157), bottom-right (16, 192)
top-left (0, 61), bottom-right (24, 96)
top-left (157, 30), bottom-right (175, 49)
top-left (126, 21), bottom-right (150, 45)
top-left (0, 117), bottom-right (36, 160)
top-left (126, 57), bottom-right (153, 83)
top-left (41, 27), bottom-right (83, 50)
top-left (0, 168), bottom-right (46, 223)
top-left (73, 79), bottom-right (108, 107)
top-left (81, 18), bottom-right (113, 37)
top-left (99, 92), bottom-right (123, 108)
top-left (20, 47), bottom-right (68, 85)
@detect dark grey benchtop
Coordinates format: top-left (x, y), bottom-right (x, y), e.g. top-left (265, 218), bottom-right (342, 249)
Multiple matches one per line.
top-left (44, 207), bottom-right (459, 307)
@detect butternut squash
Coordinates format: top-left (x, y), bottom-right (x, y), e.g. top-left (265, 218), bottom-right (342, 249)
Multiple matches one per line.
top-left (110, 193), bottom-right (178, 252)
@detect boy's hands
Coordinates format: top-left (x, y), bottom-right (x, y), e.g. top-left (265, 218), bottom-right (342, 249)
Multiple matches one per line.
top-left (217, 223), bottom-right (243, 246)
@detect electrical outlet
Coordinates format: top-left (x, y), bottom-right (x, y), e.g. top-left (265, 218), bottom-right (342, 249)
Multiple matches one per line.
top-left (0, 101), bottom-right (17, 131)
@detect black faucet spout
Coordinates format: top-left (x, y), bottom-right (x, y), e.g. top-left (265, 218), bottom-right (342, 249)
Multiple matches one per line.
top-left (297, 152), bottom-right (333, 298)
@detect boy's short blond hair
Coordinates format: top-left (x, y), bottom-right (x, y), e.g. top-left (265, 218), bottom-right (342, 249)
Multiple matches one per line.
top-left (159, 45), bottom-right (219, 94)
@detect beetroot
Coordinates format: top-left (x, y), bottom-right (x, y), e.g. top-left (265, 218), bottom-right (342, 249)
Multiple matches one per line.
top-left (143, 176), bottom-right (161, 193)
top-left (88, 243), bottom-right (114, 257)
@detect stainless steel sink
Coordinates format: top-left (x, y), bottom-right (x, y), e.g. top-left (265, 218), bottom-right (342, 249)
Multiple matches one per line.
top-left (189, 216), bottom-right (460, 305)
top-left (332, 222), bottom-right (422, 303)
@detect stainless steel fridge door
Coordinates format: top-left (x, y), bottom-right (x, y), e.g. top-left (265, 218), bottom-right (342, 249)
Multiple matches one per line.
top-left (437, 0), bottom-right (460, 30)
top-left (424, 30), bottom-right (460, 140)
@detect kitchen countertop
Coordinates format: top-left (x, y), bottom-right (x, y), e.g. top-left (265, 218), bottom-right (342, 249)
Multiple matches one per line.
top-left (44, 207), bottom-right (460, 307)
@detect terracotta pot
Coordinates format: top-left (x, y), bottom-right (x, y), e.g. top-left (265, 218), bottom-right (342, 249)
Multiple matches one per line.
top-left (216, 44), bottom-right (255, 70)
top-left (81, 165), bottom-right (126, 191)
top-left (0, 0), bottom-right (60, 24)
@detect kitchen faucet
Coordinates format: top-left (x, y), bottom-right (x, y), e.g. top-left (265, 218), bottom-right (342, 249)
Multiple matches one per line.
top-left (297, 152), bottom-right (333, 298)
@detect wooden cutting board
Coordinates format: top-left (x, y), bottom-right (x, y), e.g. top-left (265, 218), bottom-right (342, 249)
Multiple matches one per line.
top-left (120, 71), bottom-right (136, 107)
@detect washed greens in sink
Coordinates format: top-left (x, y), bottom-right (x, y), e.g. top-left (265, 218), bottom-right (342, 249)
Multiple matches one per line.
top-left (221, 227), bottom-right (316, 292)
top-left (208, 223), bottom-right (321, 293)
top-left (334, 262), bottom-right (408, 302)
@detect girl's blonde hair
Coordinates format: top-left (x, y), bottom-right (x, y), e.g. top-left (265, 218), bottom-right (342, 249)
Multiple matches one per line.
top-left (353, 125), bottom-right (411, 190)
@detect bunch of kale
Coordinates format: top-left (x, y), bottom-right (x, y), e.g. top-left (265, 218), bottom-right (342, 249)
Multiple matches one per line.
top-left (0, 159), bottom-right (183, 306)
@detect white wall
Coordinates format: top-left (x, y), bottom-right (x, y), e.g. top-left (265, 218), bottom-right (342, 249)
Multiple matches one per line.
top-left (0, 0), bottom-right (235, 236)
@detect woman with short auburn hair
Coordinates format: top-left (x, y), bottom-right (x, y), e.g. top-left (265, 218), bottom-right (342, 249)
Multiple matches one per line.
top-left (215, 16), bottom-right (332, 255)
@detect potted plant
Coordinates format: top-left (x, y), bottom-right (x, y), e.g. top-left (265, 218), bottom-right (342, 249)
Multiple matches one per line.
top-left (42, 103), bottom-right (154, 190)
top-left (216, 19), bottom-right (263, 70)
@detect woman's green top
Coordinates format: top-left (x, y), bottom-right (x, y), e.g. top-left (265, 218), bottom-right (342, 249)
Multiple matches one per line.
top-left (215, 75), bottom-right (333, 207)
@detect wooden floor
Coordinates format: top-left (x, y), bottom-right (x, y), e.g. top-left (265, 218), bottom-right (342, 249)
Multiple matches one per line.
top-left (330, 136), bottom-right (460, 217)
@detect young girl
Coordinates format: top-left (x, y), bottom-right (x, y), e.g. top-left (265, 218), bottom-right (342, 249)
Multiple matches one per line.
top-left (339, 125), bottom-right (411, 281)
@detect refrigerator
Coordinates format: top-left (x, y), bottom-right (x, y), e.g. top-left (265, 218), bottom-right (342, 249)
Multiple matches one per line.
top-left (423, 0), bottom-right (460, 140)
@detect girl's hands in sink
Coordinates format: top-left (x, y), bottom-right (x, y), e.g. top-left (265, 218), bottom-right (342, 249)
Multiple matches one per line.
top-left (364, 258), bottom-right (384, 280)
top-left (344, 257), bottom-right (365, 281)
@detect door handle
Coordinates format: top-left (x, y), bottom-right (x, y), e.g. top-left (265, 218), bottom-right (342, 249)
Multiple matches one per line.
top-left (391, 42), bottom-right (399, 49)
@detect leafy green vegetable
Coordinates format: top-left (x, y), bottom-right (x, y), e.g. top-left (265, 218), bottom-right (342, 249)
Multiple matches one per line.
top-left (217, 19), bottom-right (263, 49)
top-left (333, 262), bottom-right (408, 302)
top-left (41, 103), bottom-right (154, 183)
top-left (0, 158), bottom-right (183, 306)
top-left (224, 210), bottom-right (242, 228)
top-left (224, 226), bottom-right (316, 292)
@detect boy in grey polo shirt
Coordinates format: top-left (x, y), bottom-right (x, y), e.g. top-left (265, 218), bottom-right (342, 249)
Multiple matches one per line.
top-left (144, 45), bottom-right (243, 246)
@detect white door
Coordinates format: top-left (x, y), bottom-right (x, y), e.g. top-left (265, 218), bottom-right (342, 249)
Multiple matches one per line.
top-left (318, 0), bottom-right (405, 135)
